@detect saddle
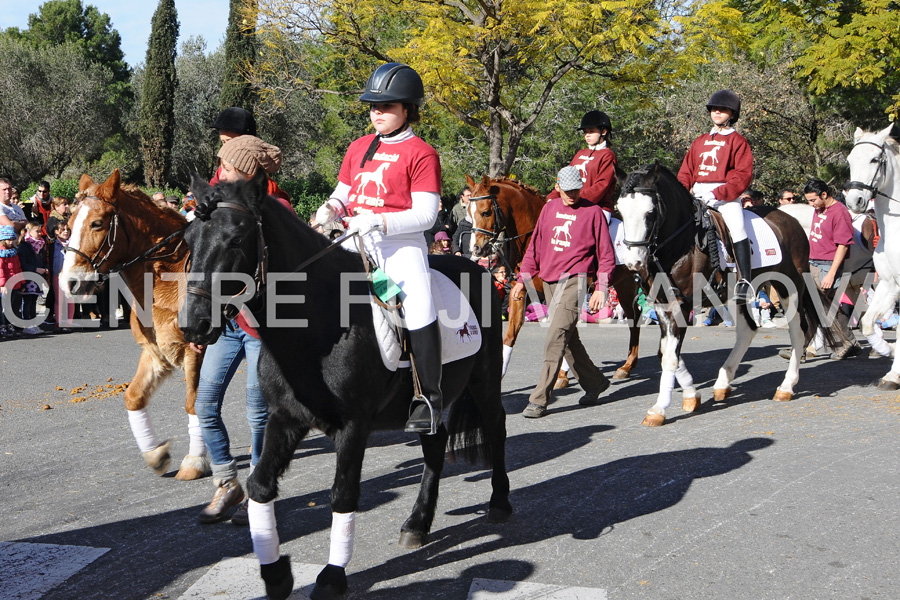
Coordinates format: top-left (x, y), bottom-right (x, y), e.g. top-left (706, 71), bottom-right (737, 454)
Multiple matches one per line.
top-left (693, 201), bottom-right (733, 292)
top-left (370, 268), bottom-right (483, 372)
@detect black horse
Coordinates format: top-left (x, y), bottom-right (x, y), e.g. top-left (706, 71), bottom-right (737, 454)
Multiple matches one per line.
top-left (179, 172), bottom-right (512, 600)
top-left (616, 163), bottom-right (844, 426)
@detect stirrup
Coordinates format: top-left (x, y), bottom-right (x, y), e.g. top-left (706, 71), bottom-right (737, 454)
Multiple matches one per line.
top-left (734, 278), bottom-right (754, 304)
top-left (404, 394), bottom-right (442, 435)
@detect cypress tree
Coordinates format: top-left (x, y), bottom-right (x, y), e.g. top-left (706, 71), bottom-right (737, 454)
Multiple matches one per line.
top-left (139, 0), bottom-right (179, 188)
top-left (219, 0), bottom-right (257, 111)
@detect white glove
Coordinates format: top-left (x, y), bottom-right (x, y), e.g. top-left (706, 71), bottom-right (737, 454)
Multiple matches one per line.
top-left (699, 190), bottom-right (717, 203)
top-left (315, 202), bottom-right (337, 225)
top-left (346, 213), bottom-right (384, 236)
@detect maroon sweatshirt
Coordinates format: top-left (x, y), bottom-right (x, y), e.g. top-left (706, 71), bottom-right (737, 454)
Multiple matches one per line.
top-left (520, 197), bottom-right (615, 291)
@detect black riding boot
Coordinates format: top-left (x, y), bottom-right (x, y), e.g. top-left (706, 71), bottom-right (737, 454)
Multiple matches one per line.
top-left (404, 321), bottom-right (443, 435)
top-left (733, 238), bottom-right (754, 304)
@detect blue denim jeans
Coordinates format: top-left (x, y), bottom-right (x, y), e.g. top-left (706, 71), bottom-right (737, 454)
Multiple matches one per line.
top-left (195, 320), bottom-right (267, 473)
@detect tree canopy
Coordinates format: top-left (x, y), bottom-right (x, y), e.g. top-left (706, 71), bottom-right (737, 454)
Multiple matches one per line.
top-left (139, 0), bottom-right (180, 187)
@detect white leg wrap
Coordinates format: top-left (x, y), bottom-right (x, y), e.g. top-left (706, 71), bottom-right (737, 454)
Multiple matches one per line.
top-left (327, 511), bottom-right (356, 568)
top-left (560, 357), bottom-right (570, 373)
top-left (814, 328), bottom-right (825, 353)
top-left (187, 413), bottom-right (207, 457)
top-left (675, 359), bottom-right (696, 397)
top-left (867, 328), bottom-right (893, 357)
top-left (501, 345), bottom-right (514, 378)
top-left (655, 370), bottom-right (676, 411)
top-left (127, 408), bottom-right (160, 453)
top-left (248, 499), bottom-right (280, 565)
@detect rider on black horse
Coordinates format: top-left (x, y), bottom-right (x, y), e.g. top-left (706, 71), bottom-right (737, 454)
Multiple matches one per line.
top-left (314, 63), bottom-right (445, 435)
top-left (677, 89), bottom-right (755, 304)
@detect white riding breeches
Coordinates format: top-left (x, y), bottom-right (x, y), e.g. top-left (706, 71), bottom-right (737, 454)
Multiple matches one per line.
top-left (694, 182), bottom-right (747, 242)
top-left (342, 230), bottom-right (437, 330)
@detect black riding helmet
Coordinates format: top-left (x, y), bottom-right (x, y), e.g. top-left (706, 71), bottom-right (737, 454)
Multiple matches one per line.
top-left (212, 107), bottom-right (257, 136)
top-left (706, 90), bottom-right (741, 123)
top-left (359, 63), bottom-right (425, 106)
top-left (576, 110), bottom-right (612, 136)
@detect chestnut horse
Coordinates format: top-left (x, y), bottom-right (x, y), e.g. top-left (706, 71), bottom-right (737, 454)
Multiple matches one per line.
top-left (60, 170), bottom-right (209, 480)
top-left (466, 174), bottom-right (642, 379)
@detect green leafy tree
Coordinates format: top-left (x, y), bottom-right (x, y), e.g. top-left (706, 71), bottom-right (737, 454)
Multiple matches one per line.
top-left (220, 0), bottom-right (258, 111)
top-left (5, 0), bottom-right (131, 101)
top-left (139, 0), bottom-right (179, 187)
top-left (0, 36), bottom-right (114, 185)
top-left (250, 0), bottom-right (735, 178)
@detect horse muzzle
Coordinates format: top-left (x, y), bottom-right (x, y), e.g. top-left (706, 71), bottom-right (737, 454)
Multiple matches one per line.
top-left (180, 318), bottom-right (223, 346)
top-left (63, 275), bottom-right (100, 301)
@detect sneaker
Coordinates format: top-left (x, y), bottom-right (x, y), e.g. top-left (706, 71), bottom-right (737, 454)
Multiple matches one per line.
top-left (761, 319), bottom-right (776, 329)
top-left (198, 480), bottom-right (245, 524)
top-left (778, 347), bottom-right (806, 362)
top-left (231, 499), bottom-right (249, 526)
top-left (578, 376), bottom-right (611, 406)
top-left (24, 326), bottom-right (42, 335)
top-left (521, 403), bottom-right (548, 418)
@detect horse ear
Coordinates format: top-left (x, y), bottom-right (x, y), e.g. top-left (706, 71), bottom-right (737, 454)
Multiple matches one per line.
top-left (98, 169), bottom-right (121, 200)
top-left (877, 124), bottom-right (894, 142)
top-left (249, 170), bottom-right (269, 210)
top-left (190, 173), bottom-right (211, 199)
top-left (650, 161), bottom-right (661, 180)
top-left (466, 174), bottom-right (476, 188)
top-left (481, 174), bottom-right (490, 188)
top-left (854, 127), bottom-right (865, 142)
top-left (78, 174), bottom-right (95, 192)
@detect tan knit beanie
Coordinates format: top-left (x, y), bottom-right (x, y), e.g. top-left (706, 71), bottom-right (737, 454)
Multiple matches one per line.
top-left (217, 135), bottom-right (282, 175)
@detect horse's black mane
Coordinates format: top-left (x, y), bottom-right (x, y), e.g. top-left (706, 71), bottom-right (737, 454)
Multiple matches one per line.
top-left (622, 163), bottom-right (685, 197)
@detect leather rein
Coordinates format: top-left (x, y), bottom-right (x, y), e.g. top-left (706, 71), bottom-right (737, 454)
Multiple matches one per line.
top-left (65, 195), bottom-right (188, 282)
top-left (469, 191), bottom-right (534, 272)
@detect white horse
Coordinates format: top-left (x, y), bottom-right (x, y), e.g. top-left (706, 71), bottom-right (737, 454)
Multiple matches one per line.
top-left (844, 125), bottom-right (900, 390)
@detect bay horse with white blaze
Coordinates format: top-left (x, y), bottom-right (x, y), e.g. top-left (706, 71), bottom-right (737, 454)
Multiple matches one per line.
top-left (844, 125), bottom-right (900, 390)
top-left (179, 171), bottom-right (512, 600)
top-left (60, 170), bottom-right (210, 480)
top-left (617, 163), bottom-right (845, 426)
top-left (466, 174), bottom-right (643, 380)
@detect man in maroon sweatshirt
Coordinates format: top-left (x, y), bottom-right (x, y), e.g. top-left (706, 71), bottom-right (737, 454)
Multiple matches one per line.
top-left (511, 166), bottom-right (616, 418)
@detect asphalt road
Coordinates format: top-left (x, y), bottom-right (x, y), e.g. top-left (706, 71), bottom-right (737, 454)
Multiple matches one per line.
top-left (1, 320), bottom-right (898, 599)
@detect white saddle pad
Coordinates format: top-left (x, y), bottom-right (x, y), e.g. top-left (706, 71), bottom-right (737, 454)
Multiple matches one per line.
top-left (372, 269), bottom-right (482, 371)
top-left (717, 211), bottom-right (782, 270)
top-left (609, 217), bottom-right (626, 265)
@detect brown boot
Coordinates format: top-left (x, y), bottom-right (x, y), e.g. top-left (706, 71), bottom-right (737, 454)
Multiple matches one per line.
top-left (198, 479), bottom-right (244, 524)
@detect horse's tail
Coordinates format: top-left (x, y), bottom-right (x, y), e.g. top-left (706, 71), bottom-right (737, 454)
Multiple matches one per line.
top-left (446, 388), bottom-right (491, 466)
top-left (799, 276), bottom-right (849, 350)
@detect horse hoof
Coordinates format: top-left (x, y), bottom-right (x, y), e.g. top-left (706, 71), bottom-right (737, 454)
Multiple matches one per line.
top-left (682, 394), bottom-right (701, 412)
top-left (143, 440), bottom-right (171, 475)
top-left (613, 368), bottom-right (630, 380)
top-left (487, 505), bottom-right (513, 524)
top-left (260, 555), bottom-right (293, 600)
top-left (713, 388), bottom-right (731, 402)
top-left (641, 413), bottom-right (665, 427)
top-left (175, 453), bottom-right (211, 480)
top-left (310, 564), bottom-right (347, 600)
top-left (398, 530), bottom-right (427, 549)
top-left (773, 390), bottom-right (793, 402)
top-left (877, 379), bottom-right (900, 391)
top-left (553, 375), bottom-right (569, 390)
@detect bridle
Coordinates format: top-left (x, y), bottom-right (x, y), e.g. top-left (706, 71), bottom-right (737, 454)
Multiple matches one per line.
top-left (185, 202), bottom-right (268, 320)
top-left (469, 190), bottom-right (533, 271)
top-left (846, 140), bottom-right (900, 205)
top-left (65, 195), bottom-right (188, 282)
top-left (621, 184), bottom-right (693, 269)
